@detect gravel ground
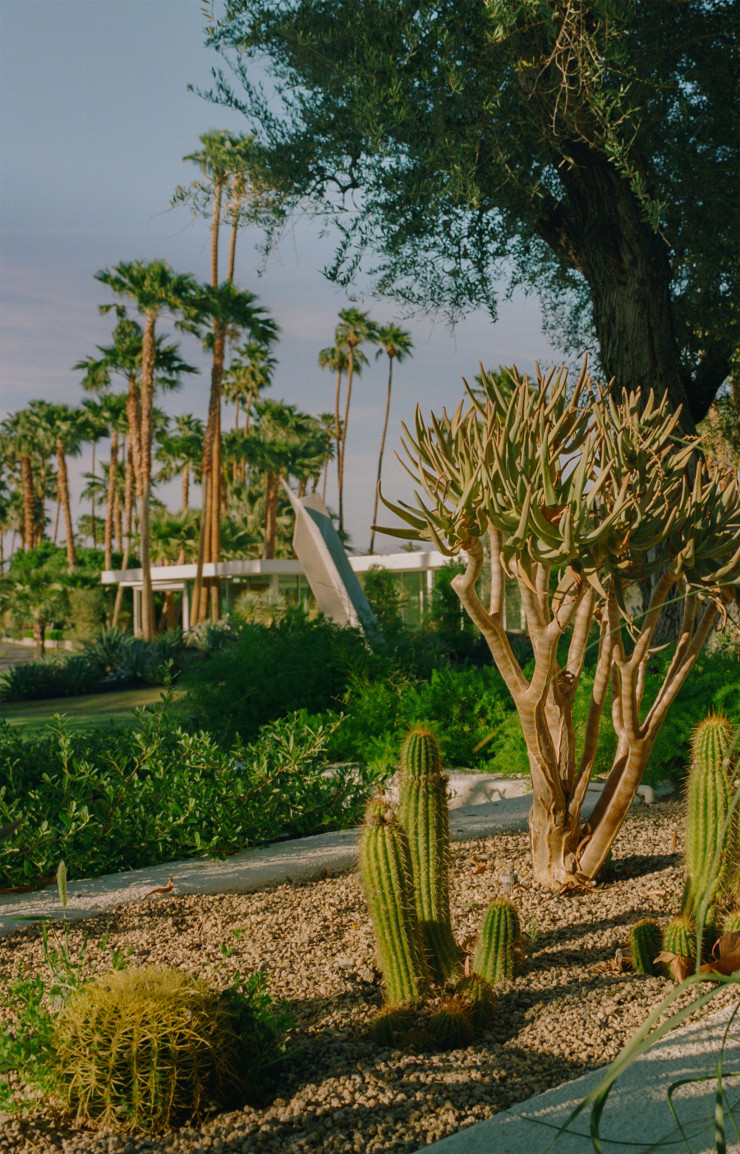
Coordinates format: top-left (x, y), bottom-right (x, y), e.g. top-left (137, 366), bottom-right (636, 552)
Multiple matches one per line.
top-left (1, 798), bottom-right (738, 1154)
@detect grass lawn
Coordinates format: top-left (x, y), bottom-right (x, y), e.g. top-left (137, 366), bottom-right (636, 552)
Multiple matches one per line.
top-left (0, 686), bottom-right (168, 732)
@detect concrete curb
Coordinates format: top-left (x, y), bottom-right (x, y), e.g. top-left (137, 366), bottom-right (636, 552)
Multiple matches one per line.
top-left (419, 1002), bottom-right (740, 1153)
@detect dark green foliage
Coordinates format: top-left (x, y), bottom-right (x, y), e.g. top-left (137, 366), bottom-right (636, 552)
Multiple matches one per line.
top-left (52, 967), bottom-right (290, 1131)
top-left (629, 921), bottom-right (664, 977)
top-left (179, 615), bottom-right (371, 745)
top-left (662, 916), bottom-right (696, 964)
top-left (454, 975), bottom-right (497, 1030)
top-left (682, 714), bottom-right (737, 920)
top-left (359, 797), bottom-right (430, 1005)
top-left (398, 729), bottom-right (460, 983)
top-left (428, 996), bottom-right (474, 1051)
top-left (473, 899), bottom-right (522, 984)
top-left (0, 699), bottom-right (381, 889)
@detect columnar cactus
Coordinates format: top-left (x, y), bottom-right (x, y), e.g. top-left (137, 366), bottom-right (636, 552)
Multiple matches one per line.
top-left (662, 916), bottom-right (696, 964)
top-left (454, 974), bottom-right (497, 1029)
top-left (629, 920), bottom-right (664, 977)
top-left (429, 996), bottom-right (474, 1051)
top-left (359, 797), bottom-right (430, 1004)
top-left (398, 728), bottom-right (460, 983)
top-left (472, 898), bottom-right (521, 984)
top-left (683, 714), bottom-right (736, 920)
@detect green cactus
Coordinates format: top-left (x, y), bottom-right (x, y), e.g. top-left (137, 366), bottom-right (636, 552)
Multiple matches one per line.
top-left (662, 916), bottom-right (696, 965)
top-left (359, 797), bottom-right (430, 1005)
top-left (428, 995), bottom-right (474, 1051)
top-left (52, 967), bottom-right (276, 1131)
top-left (372, 1005), bottom-right (416, 1048)
top-left (398, 728), bottom-right (460, 983)
top-left (472, 898), bottom-right (521, 984)
top-left (683, 714), bottom-right (736, 920)
top-left (454, 974), bottom-right (497, 1030)
top-left (629, 920), bottom-right (664, 977)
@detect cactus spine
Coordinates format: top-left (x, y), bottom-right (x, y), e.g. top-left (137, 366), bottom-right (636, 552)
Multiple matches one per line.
top-left (723, 911), bottom-right (740, 934)
top-left (360, 797), bottom-right (430, 1004)
top-left (473, 898), bottom-right (521, 984)
top-left (629, 920), bottom-right (664, 977)
top-left (398, 728), bottom-right (460, 983)
top-left (683, 714), bottom-right (736, 920)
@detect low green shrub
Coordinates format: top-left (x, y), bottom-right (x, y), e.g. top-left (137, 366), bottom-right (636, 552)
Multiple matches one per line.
top-left (0, 694), bottom-right (383, 889)
top-left (179, 614), bottom-right (373, 744)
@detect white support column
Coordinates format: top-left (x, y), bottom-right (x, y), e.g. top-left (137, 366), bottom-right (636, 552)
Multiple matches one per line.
top-left (182, 582), bottom-right (190, 632)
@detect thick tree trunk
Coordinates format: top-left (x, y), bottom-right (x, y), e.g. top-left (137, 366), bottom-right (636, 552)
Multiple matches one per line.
top-left (557, 149), bottom-right (694, 431)
top-left (33, 619), bottom-right (46, 659)
top-left (528, 794), bottom-right (583, 889)
top-left (181, 466), bottom-right (190, 513)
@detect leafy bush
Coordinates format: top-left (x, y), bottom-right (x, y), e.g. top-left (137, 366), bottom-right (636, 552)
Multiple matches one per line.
top-left (0, 695), bottom-right (383, 889)
top-left (0, 661), bottom-right (65, 703)
top-left (179, 614), bottom-right (373, 744)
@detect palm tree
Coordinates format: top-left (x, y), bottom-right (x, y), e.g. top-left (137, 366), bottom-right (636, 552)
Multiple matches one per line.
top-left (190, 281), bottom-right (278, 625)
top-left (0, 406), bottom-right (53, 551)
top-left (173, 130), bottom-right (250, 288)
top-left (155, 413), bottom-right (204, 512)
top-left (318, 341), bottom-right (368, 525)
top-left (246, 400), bottom-right (332, 559)
top-left (334, 308), bottom-right (378, 533)
top-left (95, 261), bottom-right (199, 640)
top-left (42, 402), bottom-right (88, 568)
top-left (369, 323), bottom-right (414, 553)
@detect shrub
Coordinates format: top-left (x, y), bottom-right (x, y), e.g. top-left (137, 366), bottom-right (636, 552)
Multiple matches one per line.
top-left (0, 698), bottom-right (383, 889)
top-left (180, 614), bottom-right (373, 744)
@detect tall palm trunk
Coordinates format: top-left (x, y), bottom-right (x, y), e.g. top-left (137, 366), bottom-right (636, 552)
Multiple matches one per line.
top-left (333, 366), bottom-right (343, 517)
top-left (113, 440), bottom-right (135, 628)
top-left (181, 465), bottom-right (190, 512)
top-left (56, 441), bottom-right (77, 568)
top-left (264, 470), bottom-right (279, 560)
top-left (21, 455), bottom-right (34, 552)
top-left (104, 429), bottom-right (119, 572)
top-left (138, 315), bottom-right (157, 640)
top-left (338, 344), bottom-right (356, 534)
top-left (369, 353), bottom-right (394, 554)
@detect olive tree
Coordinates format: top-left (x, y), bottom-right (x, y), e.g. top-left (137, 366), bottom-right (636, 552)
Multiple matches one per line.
top-left (379, 364), bottom-right (740, 890)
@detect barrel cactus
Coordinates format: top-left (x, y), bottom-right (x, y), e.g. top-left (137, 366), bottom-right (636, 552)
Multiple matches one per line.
top-left (662, 916), bottom-right (696, 965)
top-left (359, 796), bottom-right (430, 1005)
top-left (428, 995), bottom-right (474, 1051)
top-left (472, 898), bottom-right (521, 984)
top-left (683, 714), bottom-right (737, 921)
top-left (454, 974), bottom-right (497, 1030)
top-left (629, 920), bottom-right (664, 977)
top-left (52, 967), bottom-right (274, 1131)
top-left (397, 728), bottom-right (460, 983)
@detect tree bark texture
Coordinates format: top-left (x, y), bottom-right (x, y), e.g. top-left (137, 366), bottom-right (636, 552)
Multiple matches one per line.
top-left (56, 443), bottom-right (77, 569)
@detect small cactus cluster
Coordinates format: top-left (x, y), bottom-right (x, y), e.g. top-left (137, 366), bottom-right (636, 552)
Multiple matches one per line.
top-left (629, 920), bottom-right (664, 977)
top-left (361, 727), bottom-right (522, 1049)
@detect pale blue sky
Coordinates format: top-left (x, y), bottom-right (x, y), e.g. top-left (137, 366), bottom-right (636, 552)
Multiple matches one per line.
top-left (0, 0), bottom-right (560, 551)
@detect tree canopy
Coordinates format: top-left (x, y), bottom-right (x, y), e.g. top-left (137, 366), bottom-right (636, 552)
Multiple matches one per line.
top-left (205, 0), bottom-right (740, 431)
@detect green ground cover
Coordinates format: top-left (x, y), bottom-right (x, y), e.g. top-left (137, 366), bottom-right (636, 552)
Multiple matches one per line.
top-left (0, 687), bottom-right (165, 732)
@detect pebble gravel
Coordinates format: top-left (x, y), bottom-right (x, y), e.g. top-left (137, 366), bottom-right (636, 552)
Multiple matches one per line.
top-left (1, 799), bottom-right (737, 1154)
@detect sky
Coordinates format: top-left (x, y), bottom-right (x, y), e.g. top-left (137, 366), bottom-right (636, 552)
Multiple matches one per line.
top-left (0, 0), bottom-right (562, 556)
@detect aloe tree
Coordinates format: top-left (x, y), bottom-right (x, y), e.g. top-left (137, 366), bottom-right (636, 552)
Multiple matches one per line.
top-left (379, 363), bottom-right (740, 889)
top-left (369, 323), bottom-right (413, 553)
top-left (94, 261), bottom-right (199, 640)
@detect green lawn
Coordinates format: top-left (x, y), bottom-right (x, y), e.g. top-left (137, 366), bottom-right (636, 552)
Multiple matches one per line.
top-left (0, 686), bottom-right (168, 732)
